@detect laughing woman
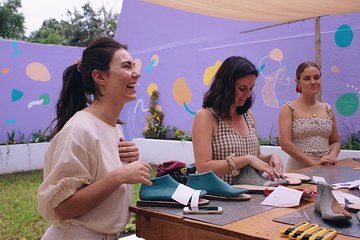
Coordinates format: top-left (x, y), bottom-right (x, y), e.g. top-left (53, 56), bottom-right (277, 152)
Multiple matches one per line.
top-left (37, 37), bottom-right (152, 239)
top-left (278, 61), bottom-right (341, 172)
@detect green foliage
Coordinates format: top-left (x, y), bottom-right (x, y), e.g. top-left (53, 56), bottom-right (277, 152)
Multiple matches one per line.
top-left (0, 166), bottom-right (158, 239)
top-left (259, 125), bottom-right (279, 146)
top-left (27, 3), bottom-right (119, 46)
top-left (143, 90), bottom-right (191, 141)
top-left (29, 127), bottom-right (51, 143)
top-left (3, 127), bottom-right (51, 145)
top-left (0, 0), bottom-right (25, 40)
top-left (340, 124), bottom-right (360, 150)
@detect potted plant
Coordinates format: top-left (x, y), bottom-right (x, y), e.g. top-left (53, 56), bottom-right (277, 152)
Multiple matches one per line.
top-left (0, 128), bottom-right (51, 175)
top-left (133, 90), bottom-right (193, 164)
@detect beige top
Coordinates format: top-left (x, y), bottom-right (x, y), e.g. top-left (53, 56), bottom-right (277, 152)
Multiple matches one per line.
top-left (37, 111), bottom-right (132, 234)
top-left (285, 102), bottom-right (333, 172)
top-left (209, 109), bottom-right (258, 184)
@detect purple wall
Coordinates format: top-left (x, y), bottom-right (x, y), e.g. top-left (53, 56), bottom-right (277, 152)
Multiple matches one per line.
top-left (0, 0), bottom-right (359, 143)
top-left (116, 0), bottom-right (360, 142)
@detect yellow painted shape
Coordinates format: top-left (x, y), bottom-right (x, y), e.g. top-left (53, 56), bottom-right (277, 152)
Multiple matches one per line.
top-left (203, 61), bottom-right (221, 86)
top-left (172, 77), bottom-right (192, 106)
top-left (147, 83), bottom-right (158, 96)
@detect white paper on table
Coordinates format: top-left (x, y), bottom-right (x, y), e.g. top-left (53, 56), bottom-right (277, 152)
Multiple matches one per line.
top-left (261, 186), bottom-right (303, 207)
top-left (171, 183), bottom-right (196, 205)
top-left (332, 191), bottom-right (360, 204)
top-left (312, 176), bottom-right (327, 184)
top-left (332, 179), bottom-right (360, 190)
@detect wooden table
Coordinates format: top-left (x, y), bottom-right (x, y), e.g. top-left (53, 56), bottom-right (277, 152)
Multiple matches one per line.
top-left (129, 159), bottom-right (360, 240)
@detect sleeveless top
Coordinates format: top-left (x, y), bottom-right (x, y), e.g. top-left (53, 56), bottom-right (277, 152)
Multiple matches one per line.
top-left (208, 108), bottom-right (258, 184)
top-left (285, 102), bottom-right (333, 171)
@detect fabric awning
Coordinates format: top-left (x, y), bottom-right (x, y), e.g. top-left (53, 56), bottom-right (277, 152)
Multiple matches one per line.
top-left (143, 0), bottom-right (360, 22)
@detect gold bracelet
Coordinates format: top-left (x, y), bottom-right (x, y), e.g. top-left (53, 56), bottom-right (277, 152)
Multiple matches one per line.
top-left (226, 153), bottom-right (239, 176)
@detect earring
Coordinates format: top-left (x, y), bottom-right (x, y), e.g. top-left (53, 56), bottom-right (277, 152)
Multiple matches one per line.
top-left (296, 85), bottom-right (302, 93)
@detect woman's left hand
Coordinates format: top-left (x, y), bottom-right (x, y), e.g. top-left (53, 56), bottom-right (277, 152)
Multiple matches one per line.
top-left (269, 154), bottom-right (285, 179)
top-left (118, 138), bottom-right (139, 162)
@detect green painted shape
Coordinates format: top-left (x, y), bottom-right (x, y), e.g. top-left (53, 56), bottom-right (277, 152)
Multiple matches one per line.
top-left (335, 92), bottom-right (358, 116)
top-left (39, 94), bottom-right (50, 105)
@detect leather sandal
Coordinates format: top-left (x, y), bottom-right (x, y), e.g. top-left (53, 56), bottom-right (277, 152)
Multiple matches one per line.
top-left (187, 171), bottom-right (247, 197)
top-left (138, 174), bottom-right (209, 207)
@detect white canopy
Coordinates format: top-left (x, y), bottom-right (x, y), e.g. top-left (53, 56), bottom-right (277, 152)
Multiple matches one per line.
top-left (144, 0), bottom-right (360, 22)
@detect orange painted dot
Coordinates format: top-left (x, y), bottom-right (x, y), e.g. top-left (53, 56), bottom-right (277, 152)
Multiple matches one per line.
top-left (1, 67), bottom-right (10, 74)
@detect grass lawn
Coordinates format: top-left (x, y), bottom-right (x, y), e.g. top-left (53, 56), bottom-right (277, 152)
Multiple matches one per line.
top-left (0, 166), bottom-right (157, 240)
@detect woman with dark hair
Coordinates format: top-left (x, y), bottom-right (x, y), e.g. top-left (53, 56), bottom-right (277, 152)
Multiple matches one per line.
top-left (279, 61), bottom-right (340, 172)
top-left (192, 56), bottom-right (285, 185)
top-left (37, 37), bottom-right (152, 239)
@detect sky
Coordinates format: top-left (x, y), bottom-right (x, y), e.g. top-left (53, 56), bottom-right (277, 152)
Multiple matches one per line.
top-left (19, 0), bottom-right (123, 36)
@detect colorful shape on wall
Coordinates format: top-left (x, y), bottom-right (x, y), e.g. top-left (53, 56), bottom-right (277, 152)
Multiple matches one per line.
top-left (331, 65), bottom-right (340, 73)
top-left (145, 54), bottom-right (159, 73)
top-left (335, 24), bottom-right (353, 48)
top-left (347, 84), bottom-right (360, 95)
top-left (11, 41), bottom-right (19, 58)
top-left (172, 77), bottom-right (195, 115)
top-left (259, 53), bottom-right (288, 109)
top-left (335, 92), bottom-right (358, 116)
top-left (5, 119), bottom-right (16, 124)
top-left (26, 62), bottom-right (51, 82)
top-left (1, 67), bottom-right (10, 74)
top-left (203, 61), bottom-right (221, 86)
top-left (147, 83), bottom-right (158, 96)
top-left (134, 99), bottom-right (148, 113)
top-left (12, 89), bottom-right (24, 102)
top-left (172, 77), bottom-right (192, 106)
top-left (183, 102), bottom-right (196, 115)
top-left (270, 48), bottom-right (284, 61)
top-left (27, 93), bottom-right (50, 108)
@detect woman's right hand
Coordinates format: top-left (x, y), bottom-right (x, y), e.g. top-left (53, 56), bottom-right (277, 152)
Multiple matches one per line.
top-left (120, 161), bottom-right (152, 185)
top-left (247, 155), bottom-right (276, 180)
top-left (318, 155), bottom-right (337, 166)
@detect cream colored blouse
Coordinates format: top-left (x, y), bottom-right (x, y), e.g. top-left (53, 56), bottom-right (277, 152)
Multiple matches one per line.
top-left (37, 111), bottom-right (132, 234)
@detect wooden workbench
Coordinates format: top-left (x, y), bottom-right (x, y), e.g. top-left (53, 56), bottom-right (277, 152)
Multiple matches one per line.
top-left (130, 159), bottom-right (360, 240)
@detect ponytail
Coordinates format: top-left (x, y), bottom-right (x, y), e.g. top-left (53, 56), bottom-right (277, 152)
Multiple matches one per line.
top-left (51, 64), bottom-right (87, 136)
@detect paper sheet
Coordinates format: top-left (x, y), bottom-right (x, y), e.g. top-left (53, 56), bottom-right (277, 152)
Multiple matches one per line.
top-left (261, 186), bottom-right (303, 207)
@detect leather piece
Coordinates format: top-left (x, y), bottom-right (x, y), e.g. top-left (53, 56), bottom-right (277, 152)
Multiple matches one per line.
top-left (137, 194), bottom-right (273, 226)
top-left (296, 166), bottom-right (359, 184)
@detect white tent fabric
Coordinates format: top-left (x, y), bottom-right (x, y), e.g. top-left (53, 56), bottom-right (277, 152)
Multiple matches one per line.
top-left (144, 0), bottom-right (360, 22)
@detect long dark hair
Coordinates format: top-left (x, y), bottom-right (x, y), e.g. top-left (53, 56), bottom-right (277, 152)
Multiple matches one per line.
top-left (51, 37), bottom-right (127, 136)
top-left (202, 56), bottom-right (258, 120)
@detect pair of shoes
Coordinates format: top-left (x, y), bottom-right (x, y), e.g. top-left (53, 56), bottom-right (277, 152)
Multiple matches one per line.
top-left (235, 165), bottom-right (288, 186)
top-left (187, 171), bottom-right (247, 197)
top-left (138, 174), bottom-right (209, 207)
top-left (314, 181), bottom-right (352, 221)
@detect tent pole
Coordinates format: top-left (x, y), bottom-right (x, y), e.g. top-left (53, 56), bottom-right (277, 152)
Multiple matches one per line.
top-left (315, 17), bottom-right (322, 101)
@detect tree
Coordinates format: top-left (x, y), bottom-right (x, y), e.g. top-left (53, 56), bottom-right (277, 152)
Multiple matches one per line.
top-left (28, 2), bottom-right (119, 47)
top-left (0, 0), bottom-right (25, 39)
top-left (27, 19), bottom-right (69, 45)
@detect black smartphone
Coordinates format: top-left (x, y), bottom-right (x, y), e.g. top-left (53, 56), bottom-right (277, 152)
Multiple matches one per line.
top-left (183, 206), bottom-right (223, 214)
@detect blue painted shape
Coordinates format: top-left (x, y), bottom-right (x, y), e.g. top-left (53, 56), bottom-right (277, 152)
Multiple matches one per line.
top-left (12, 89), bottom-right (24, 102)
top-left (5, 119), bottom-right (16, 124)
top-left (183, 102), bottom-right (196, 115)
top-left (11, 41), bottom-right (19, 58)
top-left (258, 64), bottom-right (266, 74)
top-left (335, 24), bottom-right (353, 48)
top-left (146, 59), bottom-right (156, 73)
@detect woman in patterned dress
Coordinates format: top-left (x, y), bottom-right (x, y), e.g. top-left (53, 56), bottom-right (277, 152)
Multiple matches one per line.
top-left (278, 61), bottom-right (341, 172)
top-left (192, 56), bottom-right (285, 185)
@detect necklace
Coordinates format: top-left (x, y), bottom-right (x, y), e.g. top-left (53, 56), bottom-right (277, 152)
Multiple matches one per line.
top-left (312, 113), bottom-right (317, 118)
